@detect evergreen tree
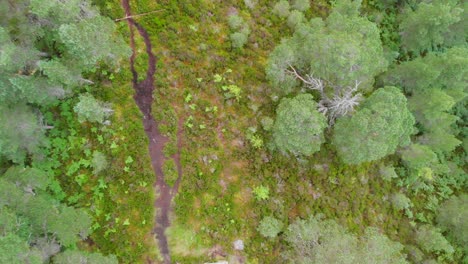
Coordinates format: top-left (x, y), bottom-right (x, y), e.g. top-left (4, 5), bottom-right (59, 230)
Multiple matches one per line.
top-left (0, 167), bottom-right (116, 262)
top-left (332, 87), bottom-right (415, 164)
top-left (0, 105), bottom-right (47, 164)
top-left (436, 195), bottom-right (468, 251)
top-left (267, 0), bottom-right (387, 93)
top-left (0, 0), bottom-right (129, 163)
top-left (283, 215), bottom-right (408, 263)
top-left (399, 0), bottom-right (464, 54)
top-left (74, 93), bottom-right (113, 124)
top-left (273, 94), bottom-right (327, 156)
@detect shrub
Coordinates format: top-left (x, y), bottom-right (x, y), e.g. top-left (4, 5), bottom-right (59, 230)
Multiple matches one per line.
top-left (253, 185), bottom-right (270, 201)
top-left (273, 94), bottom-right (327, 156)
top-left (91, 151), bottom-right (108, 175)
top-left (391, 193), bottom-right (412, 211)
top-left (332, 87), bottom-right (415, 164)
top-left (283, 215), bottom-right (408, 263)
top-left (287, 10), bottom-right (305, 29)
top-left (273, 0), bottom-right (290, 18)
top-left (415, 225), bottom-right (454, 256)
top-left (292, 0), bottom-right (310, 11)
top-left (227, 15), bottom-right (244, 30)
top-left (258, 216), bottom-right (283, 238)
top-left (230, 32), bottom-right (248, 48)
top-left (436, 195), bottom-right (468, 249)
top-left (260, 117), bottom-right (274, 131)
top-left (244, 0), bottom-right (257, 9)
top-left (74, 94), bottom-right (113, 124)
top-left (379, 166), bottom-right (398, 181)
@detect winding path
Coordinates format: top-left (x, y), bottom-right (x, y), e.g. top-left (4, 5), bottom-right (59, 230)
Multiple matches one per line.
top-left (121, 1), bottom-right (182, 263)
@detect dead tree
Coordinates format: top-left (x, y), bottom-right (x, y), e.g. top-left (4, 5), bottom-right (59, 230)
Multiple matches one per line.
top-left (287, 64), bottom-right (362, 125)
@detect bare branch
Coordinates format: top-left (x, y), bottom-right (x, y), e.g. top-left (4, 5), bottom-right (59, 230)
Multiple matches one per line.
top-left (286, 64), bottom-right (325, 95)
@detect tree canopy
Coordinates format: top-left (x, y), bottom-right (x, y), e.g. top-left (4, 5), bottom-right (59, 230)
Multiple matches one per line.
top-left (0, 167), bottom-right (116, 262)
top-left (332, 86), bottom-right (415, 164)
top-left (273, 94), bottom-right (327, 156)
top-left (399, 0), bottom-right (466, 54)
top-left (0, 0), bottom-right (129, 163)
top-left (283, 215), bottom-right (408, 264)
top-left (266, 0), bottom-right (387, 94)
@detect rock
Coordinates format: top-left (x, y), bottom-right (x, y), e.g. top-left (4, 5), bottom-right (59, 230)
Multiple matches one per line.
top-left (233, 239), bottom-right (244, 251)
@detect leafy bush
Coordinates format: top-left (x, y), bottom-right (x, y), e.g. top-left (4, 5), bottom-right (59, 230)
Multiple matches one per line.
top-left (379, 166), bottom-right (398, 181)
top-left (287, 10), bottom-right (305, 29)
top-left (244, 0), bottom-right (257, 9)
top-left (258, 216), bottom-right (283, 238)
top-left (292, 0), bottom-right (310, 11)
top-left (283, 215), bottom-right (408, 263)
top-left (391, 192), bottom-right (412, 211)
top-left (273, 94), bottom-right (327, 156)
top-left (74, 94), bottom-right (113, 124)
top-left (436, 195), bottom-right (468, 250)
top-left (332, 87), bottom-right (415, 164)
top-left (260, 117), bottom-right (274, 131)
top-left (227, 15), bottom-right (244, 30)
top-left (253, 185), bottom-right (270, 201)
top-left (415, 225), bottom-right (454, 256)
top-left (230, 32), bottom-right (249, 48)
top-left (273, 0), bottom-right (290, 18)
top-left (399, 0), bottom-right (464, 54)
top-left (91, 150), bottom-right (108, 175)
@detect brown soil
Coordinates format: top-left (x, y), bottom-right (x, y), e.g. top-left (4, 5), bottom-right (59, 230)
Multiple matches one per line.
top-left (121, 1), bottom-right (182, 263)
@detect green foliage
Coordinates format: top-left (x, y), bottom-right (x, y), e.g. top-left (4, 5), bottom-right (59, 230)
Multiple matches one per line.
top-left (267, 0), bottom-right (387, 94)
top-left (221, 84), bottom-right (242, 101)
top-left (415, 225), bottom-right (454, 256)
top-left (332, 87), bottom-right (415, 164)
top-left (400, 144), bottom-right (437, 172)
top-left (273, 0), bottom-right (291, 18)
top-left (287, 10), bottom-right (305, 29)
top-left (58, 16), bottom-right (130, 67)
top-left (0, 104), bottom-right (47, 164)
top-left (227, 14), bottom-right (250, 49)
top-left (260, 117), bottom-right (274, 131)
top-left (91, 150), bottom-right (108, 175)
top-left (436, 195), bottom-right (468, 251)
top-left (54, 250), bottom-right (118, 264)
top-left (0, 234), bottom-right (42, 264)
top-left (74, 93), bottom-right (113, 123)
top-left (0, 167), bottom-right (118, 261)
top-left (399, 0), bottom-right (464, 54)
top-left (408, 89), bottom-right (461, 154)
top-left (227, 15), bottom-right (244, 30)
top-left (292, 0), bottom-right (310, 11)
top-left (283, 215), bottom-right (408, 263)
top-left (257, 216), bottom-right (283, 238)
top-left (273, 94), bottom-right (327, 156)
top-left (247, 133), bottom-right (264, 149)
top-left (383, 46), bottom-right (468, 99)
top-left (38, 59), bottom-right (83, 88)
top-left (163, 159), bottom-right (179, 188)
top-left (0, 0), bottom-right (128, 165)
top-left (230, 32), bottom-right (249, 49)
top-left (253, 185), bottom-right (270, 201)
top-left (379, 166), bottom-right (398, 181)
top-left (391, 193), bottom-right (412, 211)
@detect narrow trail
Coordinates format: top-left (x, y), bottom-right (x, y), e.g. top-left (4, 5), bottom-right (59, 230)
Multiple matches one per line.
top-left (121, 1), bottom-right (182, 263)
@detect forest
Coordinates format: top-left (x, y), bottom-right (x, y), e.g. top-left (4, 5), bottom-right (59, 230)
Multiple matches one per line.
top-left (0, 0), bottom-right (466, 263)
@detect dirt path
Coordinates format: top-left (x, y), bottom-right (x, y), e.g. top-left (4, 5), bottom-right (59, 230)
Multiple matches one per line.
top-left (121, 1), bottom-right (182, 263)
